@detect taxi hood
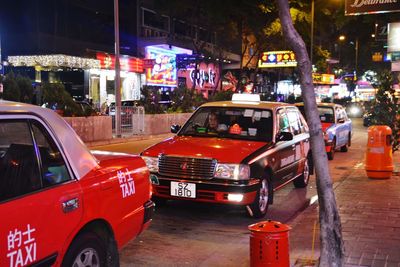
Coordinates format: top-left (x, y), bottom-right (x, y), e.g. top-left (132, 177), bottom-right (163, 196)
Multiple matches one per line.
top-left (142, 136), bottom-right (269, 163)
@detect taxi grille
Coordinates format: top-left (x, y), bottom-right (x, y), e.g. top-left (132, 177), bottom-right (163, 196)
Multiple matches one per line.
top-left (158, 155), bottom-right (217, 180)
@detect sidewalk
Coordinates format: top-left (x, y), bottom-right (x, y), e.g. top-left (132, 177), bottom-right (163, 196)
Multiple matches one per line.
top-left (289, 153), bottom-right (400, 267)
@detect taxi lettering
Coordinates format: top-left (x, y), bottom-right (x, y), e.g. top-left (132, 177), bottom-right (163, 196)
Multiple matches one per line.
top-left (117, 168), bottom-right (136, 198)
top-left (281, 155), bottom-right (295, 167)
top-left (7, 224), bottom-right (37, 267)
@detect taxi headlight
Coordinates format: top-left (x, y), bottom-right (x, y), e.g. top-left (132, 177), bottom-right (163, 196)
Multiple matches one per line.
top-left (214, 164), bottom-right (250, 180)
top-left (142, 156), bottom-right (159, 173)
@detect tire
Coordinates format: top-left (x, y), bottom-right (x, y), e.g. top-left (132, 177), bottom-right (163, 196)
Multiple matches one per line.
top-left (247, 175), bottom-right (270, 218)
top-left (341, 133), bottom-right (351, 152)
top-left (327, 139), bottom-right (336, 160)
top-left (62, 232), bottom-right (106, 267)
top-left (293, 158), bottom-right (310, 188)
top-left (348, 133), bottom-right (352, 147)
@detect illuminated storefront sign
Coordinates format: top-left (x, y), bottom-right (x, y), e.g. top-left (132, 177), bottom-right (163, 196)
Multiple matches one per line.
top-left (178, 62), bottom-right (220, 90)
top-left (312, 73), bottom-right (335, 85)
top-left (388, 22), bottom-right (400, 53)
top-left (345, 0), bottom-right (400, 15)
top-left (145, 47), bottom-right (178, 87)
top-left (96, 52), bottom-right (143, 73)
top-left (258, 51), bottom-right (297, 68)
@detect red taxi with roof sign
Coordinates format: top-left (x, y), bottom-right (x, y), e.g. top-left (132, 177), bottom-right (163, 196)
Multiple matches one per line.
top-left (142, 94), bottom-right (312, 218)
top-left (0, 100), bottom-right (154, 267)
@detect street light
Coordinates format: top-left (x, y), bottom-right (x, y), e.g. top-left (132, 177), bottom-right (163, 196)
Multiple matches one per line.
top-left (338, 35), bottom-right (359, 76)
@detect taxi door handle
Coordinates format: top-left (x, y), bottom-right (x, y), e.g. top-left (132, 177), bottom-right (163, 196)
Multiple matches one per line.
top-left (62, 198), bottom-right (79, 213)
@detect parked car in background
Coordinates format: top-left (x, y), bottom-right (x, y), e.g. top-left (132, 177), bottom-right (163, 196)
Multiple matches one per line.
top-left (108, 100), bottom-right (137, 116)
top-left (0, 100), bottom-right (154, 266)
top-left (142, 94), bottom-right (312, 218)
top-left (75, 100), bottom-right (99, 116)
top-left (296, 103), bottom-right (352, 160)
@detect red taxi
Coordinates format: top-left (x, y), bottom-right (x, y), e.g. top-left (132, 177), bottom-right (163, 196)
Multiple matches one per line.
top-left (0, 101), bottom-right (154, 266)
top-left (142, 94), bottom-right (311, 218)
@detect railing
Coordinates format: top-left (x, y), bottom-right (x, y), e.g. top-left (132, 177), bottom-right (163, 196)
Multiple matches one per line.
top-left (111, 106), bottom-right (145, 136)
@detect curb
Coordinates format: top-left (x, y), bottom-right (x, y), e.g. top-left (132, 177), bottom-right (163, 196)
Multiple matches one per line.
top-left (86, 133), bottom-right (173, 148)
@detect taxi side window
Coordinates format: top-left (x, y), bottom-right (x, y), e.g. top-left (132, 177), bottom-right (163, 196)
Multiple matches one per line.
top-left (287, 109), bottom-right (302, 135)
top-left (0, 121), bottom-right (41, 202)
top-left (31, 121), bottom-right (71, 186)
top-left (336, 108), bottom-right (346, 122)
top-left (277, 109), bottom-right (291, 133)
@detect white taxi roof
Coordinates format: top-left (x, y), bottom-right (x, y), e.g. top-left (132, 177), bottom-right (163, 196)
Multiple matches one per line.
top-left (0, 100), bottom-right (98, 179)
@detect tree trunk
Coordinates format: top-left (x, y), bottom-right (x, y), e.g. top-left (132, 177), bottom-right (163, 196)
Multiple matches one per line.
top-left (275, 1), bottom-right (344, 266)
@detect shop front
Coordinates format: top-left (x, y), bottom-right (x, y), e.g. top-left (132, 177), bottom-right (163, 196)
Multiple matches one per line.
top-left (89, 52), bottom-right (145, 110)
top-left (7, 54), bottom-right (100, 101)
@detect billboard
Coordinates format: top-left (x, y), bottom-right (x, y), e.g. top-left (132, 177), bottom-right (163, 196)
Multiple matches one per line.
top-left (345, 0), bottom-right (400, 15)
top-left (145, 47), bottom-right (178, 87)
top-left (177, 62), bottom-right (220, 91)
top-left (388, 22), bottom-right (400, 53)
top-left (258, 51), bottom-right (297, 68)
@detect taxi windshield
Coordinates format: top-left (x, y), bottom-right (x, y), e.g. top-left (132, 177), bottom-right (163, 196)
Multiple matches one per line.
top-left (178, 107), bottom-right (273, 142)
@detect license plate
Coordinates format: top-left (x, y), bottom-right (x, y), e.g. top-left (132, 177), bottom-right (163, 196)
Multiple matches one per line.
top-left (170, 181), bottom-right (196, 198)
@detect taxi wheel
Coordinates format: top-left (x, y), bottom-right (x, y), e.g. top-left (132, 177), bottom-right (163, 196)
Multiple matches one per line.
top-left (293, 158), bottom-right (310, 188)
top-left (340, 143), bottom-right (348, 152)
top-left (327, 139), bottom-right (336, 160)
top-left (247, 176), bottom-right (269, 218)
top-left (62, 232), bottom-right (106, 267)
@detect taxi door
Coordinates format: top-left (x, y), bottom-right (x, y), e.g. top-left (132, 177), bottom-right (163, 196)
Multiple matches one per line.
top-left (272, 109), bottom-right (297, 187)
top-left (0, 119), bottom-right (83, 266)
top-left (334, 107), bottom-right (351, 147)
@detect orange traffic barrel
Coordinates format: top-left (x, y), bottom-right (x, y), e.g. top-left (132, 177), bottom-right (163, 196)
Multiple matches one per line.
top-left (365, 125), bottom-right (393, 179)
top-left (248, 220), bottom-right (291, 267)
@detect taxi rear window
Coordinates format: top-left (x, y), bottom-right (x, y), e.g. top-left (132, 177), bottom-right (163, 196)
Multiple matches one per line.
top-left (179, 107), bottom-right (273, 142)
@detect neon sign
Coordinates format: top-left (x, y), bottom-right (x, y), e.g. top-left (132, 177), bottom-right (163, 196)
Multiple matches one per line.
top-left (96, 52), bottom-right (143, 73)
top-left (178, 62), bottom-right (219, 90)
top-left (145, 47), bottom-right (177, 87)
top-left (258, 51), bottom-right (297, 68)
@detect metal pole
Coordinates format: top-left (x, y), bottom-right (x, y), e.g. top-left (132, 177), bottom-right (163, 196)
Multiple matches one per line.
top-left (114, 0), bottom-right (121, 137)
top-left (355, 38), bottom-right (359, 76)
top-left (310, 0), bottom-right (314, 65)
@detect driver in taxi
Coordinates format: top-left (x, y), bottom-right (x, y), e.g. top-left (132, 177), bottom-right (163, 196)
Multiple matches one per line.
top-left (208, 112), bottom-right (227, 133)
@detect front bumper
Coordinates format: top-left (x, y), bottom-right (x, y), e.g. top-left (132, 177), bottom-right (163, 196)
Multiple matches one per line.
top-left (143, 200), bottom-right (155, 224)
top-left (325, 139), bottom-right (333, 152)
top-left (151, 175), bottom-right (259, 205)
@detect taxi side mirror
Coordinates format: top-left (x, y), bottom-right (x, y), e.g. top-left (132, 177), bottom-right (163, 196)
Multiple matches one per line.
top-left (171, 124), bottom-right (181, 133)
top-left (276, 131), bottom-right (293, 142)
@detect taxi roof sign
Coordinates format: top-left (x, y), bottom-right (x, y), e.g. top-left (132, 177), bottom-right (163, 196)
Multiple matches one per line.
top-left (231, 94), bottom-right (260, 102)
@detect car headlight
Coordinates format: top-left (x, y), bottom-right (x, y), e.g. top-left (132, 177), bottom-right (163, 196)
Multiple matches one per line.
top-left (142, 156), bottom-right (159, 173)
top-left (350, 106), bottom-right (360, 116)
top-left (214, 163), bottom-right (250, 180)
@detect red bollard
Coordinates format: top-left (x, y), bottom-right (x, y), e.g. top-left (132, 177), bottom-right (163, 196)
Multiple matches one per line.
top-left (248, 220), bottom-right (291, 267)
top-left (365, 125), bottom-right (393, 179)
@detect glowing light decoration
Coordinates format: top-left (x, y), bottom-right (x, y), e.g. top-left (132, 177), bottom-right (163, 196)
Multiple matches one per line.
top-left (8, 55), bottom-right (100, 69)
